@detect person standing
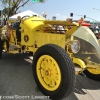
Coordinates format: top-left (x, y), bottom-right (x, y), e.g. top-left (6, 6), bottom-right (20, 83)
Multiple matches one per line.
top-left (42, 12), bottom-right (47, 18)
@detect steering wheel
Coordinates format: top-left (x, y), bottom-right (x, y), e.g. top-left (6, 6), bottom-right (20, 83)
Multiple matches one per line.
top-left (20, 15), bottom-right (30, 21)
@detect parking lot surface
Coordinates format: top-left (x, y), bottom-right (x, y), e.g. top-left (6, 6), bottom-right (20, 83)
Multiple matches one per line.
top-left (0, 53), bottom-right (100, 100)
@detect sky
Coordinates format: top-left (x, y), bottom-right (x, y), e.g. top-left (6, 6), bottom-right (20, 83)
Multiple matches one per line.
top-left (1, 0), bottom-right (100, 22)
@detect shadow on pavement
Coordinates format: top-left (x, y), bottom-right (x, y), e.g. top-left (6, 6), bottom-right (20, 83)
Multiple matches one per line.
top-left (0, 53), bottom-right (100, 100)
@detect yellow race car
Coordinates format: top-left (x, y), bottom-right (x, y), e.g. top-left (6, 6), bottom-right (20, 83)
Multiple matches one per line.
top-left (0, 13), bottom-right (100, 100)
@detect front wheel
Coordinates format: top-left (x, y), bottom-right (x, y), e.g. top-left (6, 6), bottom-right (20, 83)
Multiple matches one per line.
top-left (83, 68), bottom-right (100, 81)
top-left (32, 44), bottom-right (76, 100)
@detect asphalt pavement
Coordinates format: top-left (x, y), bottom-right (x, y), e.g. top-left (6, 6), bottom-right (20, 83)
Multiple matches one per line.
top-left (0, 53), bottom-right (100, 100)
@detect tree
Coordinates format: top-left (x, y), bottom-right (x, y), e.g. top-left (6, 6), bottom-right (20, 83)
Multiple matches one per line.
top-left (1, 0), bottom-right (45, 17)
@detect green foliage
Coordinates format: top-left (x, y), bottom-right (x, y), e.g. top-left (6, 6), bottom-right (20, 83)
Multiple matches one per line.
top-left (1, 0), bottom-right (45, 17)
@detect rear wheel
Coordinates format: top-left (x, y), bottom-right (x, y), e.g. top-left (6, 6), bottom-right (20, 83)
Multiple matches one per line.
top-left (32, 44), bottom-right (76, 100)
top-left (83, 68), bottom-right (100, 81)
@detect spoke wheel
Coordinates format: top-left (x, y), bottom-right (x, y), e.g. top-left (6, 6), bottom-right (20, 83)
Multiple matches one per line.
top-left (36, 55), bottom-right (61, 91)
top-left (84, 68), bottom-right (100, 81)
top-left (32, 44), bottom-right (75, 100)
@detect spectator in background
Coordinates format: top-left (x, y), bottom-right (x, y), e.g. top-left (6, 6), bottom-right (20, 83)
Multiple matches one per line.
top-left (66, 18), bottom-right (73, 30)
top-left (42, 12), bottom-right (47, 18)
top-left (0, 22), bottom-right (4, 27)
top-left (98, 32), bottom-right (100, 39)
top-left (3, 18), bottom-right (6, 26)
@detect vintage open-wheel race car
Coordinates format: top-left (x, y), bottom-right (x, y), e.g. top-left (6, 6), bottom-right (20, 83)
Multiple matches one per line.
top-left (0, 11), bottom-right (100, 100)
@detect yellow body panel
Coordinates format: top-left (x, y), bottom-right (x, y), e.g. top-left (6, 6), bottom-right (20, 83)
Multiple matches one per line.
top-left (33, 33), bottom-right (65, 49)
top-left (21, 17), bottom-right (45, 30)
top-left (21, 31), bottom-right (65, 52)
top-left (9, 30), bottom-right (17, 43)
top-left (2, 15), bottom-right (100, 74)
top-left (66, 26), bottom-right (77, 37)
top-left (73, 57), bottom-right (86, 69)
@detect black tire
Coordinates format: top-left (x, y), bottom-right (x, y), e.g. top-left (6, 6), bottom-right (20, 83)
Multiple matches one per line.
top-left (32, 44), bottom-right (76, 100)
top-left (0, 38), bottom-right (2, 59)
top-left (83, 69), bottom-right (100, 81)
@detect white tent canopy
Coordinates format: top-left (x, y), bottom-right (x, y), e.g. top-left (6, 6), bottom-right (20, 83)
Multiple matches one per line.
top-left (9, 10), bottom-right (43, 20)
